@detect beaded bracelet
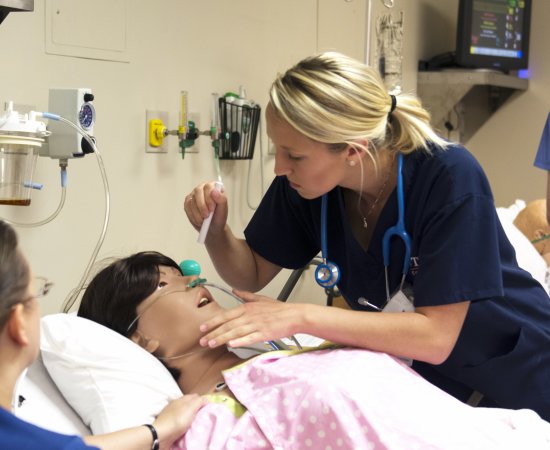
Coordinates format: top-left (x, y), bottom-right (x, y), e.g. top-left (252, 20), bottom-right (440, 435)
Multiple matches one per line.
top-left (143, 423), bottom-right (159, 450)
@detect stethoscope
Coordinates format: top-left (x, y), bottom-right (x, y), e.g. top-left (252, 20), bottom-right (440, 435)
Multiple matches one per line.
top-left (315, 153), bottom-right (411, 302)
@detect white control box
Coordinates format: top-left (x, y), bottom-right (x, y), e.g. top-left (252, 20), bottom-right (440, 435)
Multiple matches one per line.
top-left (44, 88), bottom-right (95, 159)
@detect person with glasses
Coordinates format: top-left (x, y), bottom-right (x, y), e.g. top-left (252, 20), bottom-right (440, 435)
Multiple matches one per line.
top-left (0, 220), bottom-right (205, 450)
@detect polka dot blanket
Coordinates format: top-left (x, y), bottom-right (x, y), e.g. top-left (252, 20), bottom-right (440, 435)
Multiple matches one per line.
top-left (172, 347), bottom-right (550, 450)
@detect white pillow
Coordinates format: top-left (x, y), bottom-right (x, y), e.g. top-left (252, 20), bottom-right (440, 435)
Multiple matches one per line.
top-left (496, 202), bottom-right (549, 293)
top-left (40, 314), bottom-right (183, 435)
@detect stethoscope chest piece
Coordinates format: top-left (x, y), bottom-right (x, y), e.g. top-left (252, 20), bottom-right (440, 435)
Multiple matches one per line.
top-left (315, 261), bottom-right (340, 289)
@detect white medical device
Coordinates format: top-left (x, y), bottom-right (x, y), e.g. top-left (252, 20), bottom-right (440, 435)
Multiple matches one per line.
top-left (44, 88), bottom-right (95, 159)
top-left (0, 90), bottom-right (110, 313)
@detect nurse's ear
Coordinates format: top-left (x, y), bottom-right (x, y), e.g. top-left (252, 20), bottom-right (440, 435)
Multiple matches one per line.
top-left (345, 141), bottom-right (369, 166)
top-left (6, 303), bottom-right (30, 346)
top-left (130, 330), bottom-right (160, 354)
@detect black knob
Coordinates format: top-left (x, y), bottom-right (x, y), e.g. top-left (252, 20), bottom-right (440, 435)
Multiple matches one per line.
top-left (83, 93), bottom-right (94, 102)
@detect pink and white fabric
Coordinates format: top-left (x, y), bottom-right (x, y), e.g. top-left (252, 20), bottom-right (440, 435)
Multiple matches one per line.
top-left (172, 347), bottom-right (550, 450)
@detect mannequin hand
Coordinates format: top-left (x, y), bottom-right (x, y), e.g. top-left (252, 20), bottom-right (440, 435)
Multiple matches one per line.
top-left (184, 181), bottom-right (228, 234)
top-left (199, 290), bottom-right (303, 348)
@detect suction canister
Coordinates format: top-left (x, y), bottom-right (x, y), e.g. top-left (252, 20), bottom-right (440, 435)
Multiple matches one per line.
top-left (0, 102), bottom-right (48, 206)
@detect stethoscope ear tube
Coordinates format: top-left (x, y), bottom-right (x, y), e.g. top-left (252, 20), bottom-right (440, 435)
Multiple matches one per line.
top-left (382, 154), bottom-right (411, 276)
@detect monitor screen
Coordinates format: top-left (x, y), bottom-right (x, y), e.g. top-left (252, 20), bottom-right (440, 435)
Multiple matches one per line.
top-left (456, 0), bottom-right (532, 71)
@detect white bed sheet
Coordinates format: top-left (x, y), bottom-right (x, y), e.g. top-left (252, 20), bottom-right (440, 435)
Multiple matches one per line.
top-left (13, 353), bottom-right (90, 436)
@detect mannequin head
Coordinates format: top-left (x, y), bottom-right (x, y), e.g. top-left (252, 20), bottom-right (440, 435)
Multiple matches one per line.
top-left (513, 199), bottom-right (550, 265)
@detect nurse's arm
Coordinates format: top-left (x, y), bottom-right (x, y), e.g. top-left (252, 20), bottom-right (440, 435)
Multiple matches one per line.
top-left (299, 301), bottom-right (470, 365)
top-left (205, 224), bottom-right (282, 291)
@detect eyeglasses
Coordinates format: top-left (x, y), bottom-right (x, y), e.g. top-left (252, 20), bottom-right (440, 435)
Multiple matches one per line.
top-left (17, 276), bottom-right (54, 305)
top-left (34, 276), bottom-right (54, 298)
top-left (0, 276), bottom-right (53, 326)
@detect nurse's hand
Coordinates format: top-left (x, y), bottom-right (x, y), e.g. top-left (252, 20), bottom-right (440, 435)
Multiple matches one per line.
top-left (184, 181), bottom-right (228, 235)
top-left (199, 290), bottom-right (303, 348)
top-left (153, 394), bottom-right (207, 448)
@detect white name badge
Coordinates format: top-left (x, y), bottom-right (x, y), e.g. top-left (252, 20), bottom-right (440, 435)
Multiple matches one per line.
top-left (382, 289), bottom-right (414, 313)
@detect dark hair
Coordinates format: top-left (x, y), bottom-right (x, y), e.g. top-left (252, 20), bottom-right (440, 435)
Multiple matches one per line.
top-left (0, 221), bottom-right (30, 329)
top-left (77, 251), bottom-right (181, 337)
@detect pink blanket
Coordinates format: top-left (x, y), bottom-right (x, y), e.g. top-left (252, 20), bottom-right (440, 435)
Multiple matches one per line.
top-left (172, 347), bottom-right (550, 449)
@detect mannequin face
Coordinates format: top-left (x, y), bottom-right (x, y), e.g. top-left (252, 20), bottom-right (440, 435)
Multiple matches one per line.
top-left (132, 266), bottom-right (222, 358)
top-left (513, 200), bottom-right (550, 266)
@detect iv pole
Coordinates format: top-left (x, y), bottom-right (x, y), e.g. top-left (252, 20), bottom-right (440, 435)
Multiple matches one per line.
top-left (365, 0), bottom-right (373, 65)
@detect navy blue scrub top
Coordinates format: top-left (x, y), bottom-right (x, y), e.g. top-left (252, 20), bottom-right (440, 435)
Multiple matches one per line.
top-left (534, 112), bottom-right (550, 170)
top-left (245, 143), bottom-right (550, 419)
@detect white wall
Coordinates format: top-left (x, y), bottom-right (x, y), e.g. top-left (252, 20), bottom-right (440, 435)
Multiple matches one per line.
top-left (469, 0), bottom-right (550, 206)
top-left (1, 0), bottom-right (546, 315)
top-left (0, 0), bottom-right (369, 314)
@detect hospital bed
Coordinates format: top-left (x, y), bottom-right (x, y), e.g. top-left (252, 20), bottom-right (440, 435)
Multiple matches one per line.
top-left (12, 200), bottom-right (550, 448)
top-left (14, 311), bottom-right (550, 449)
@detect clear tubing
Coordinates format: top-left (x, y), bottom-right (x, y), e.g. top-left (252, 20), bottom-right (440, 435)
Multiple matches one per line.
top-left (211, 93), bottom-right (220, 129)
top-left (2, 168), bottom-right (67, 228)
top-left (1, 111), bottom-right (110, 312)
top-left (181, 91), bottom-right (188, 130)
top-left (54, 116), bottom-right (110, 312)
top-left (246, 110), bottom-right (265, 210)
top-left (211, 93), bottom-right (222, 183)
top-left (35, 113), bottom-right (111, 313)
top-left (200, 281), bottom-right (302, 350)
top-left (214, 147), bottom-right (222, 183)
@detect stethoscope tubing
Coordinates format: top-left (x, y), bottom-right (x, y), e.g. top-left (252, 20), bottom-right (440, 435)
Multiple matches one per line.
top-left (318, 153), bottom-right (412, 302)
top-left (315, 195), bottom-right (341, 289)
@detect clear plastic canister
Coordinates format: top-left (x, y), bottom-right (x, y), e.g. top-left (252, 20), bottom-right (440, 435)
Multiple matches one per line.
top-left (0, 102), bottom-right (48, 206)
top-left (0, 135), bottom-right (42, 206)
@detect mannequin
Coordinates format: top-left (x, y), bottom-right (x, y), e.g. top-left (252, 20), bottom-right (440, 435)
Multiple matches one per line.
top-left (0, 222), bottom-right (203, 450)
top-left (513, 199), bottom-right (550, 265)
